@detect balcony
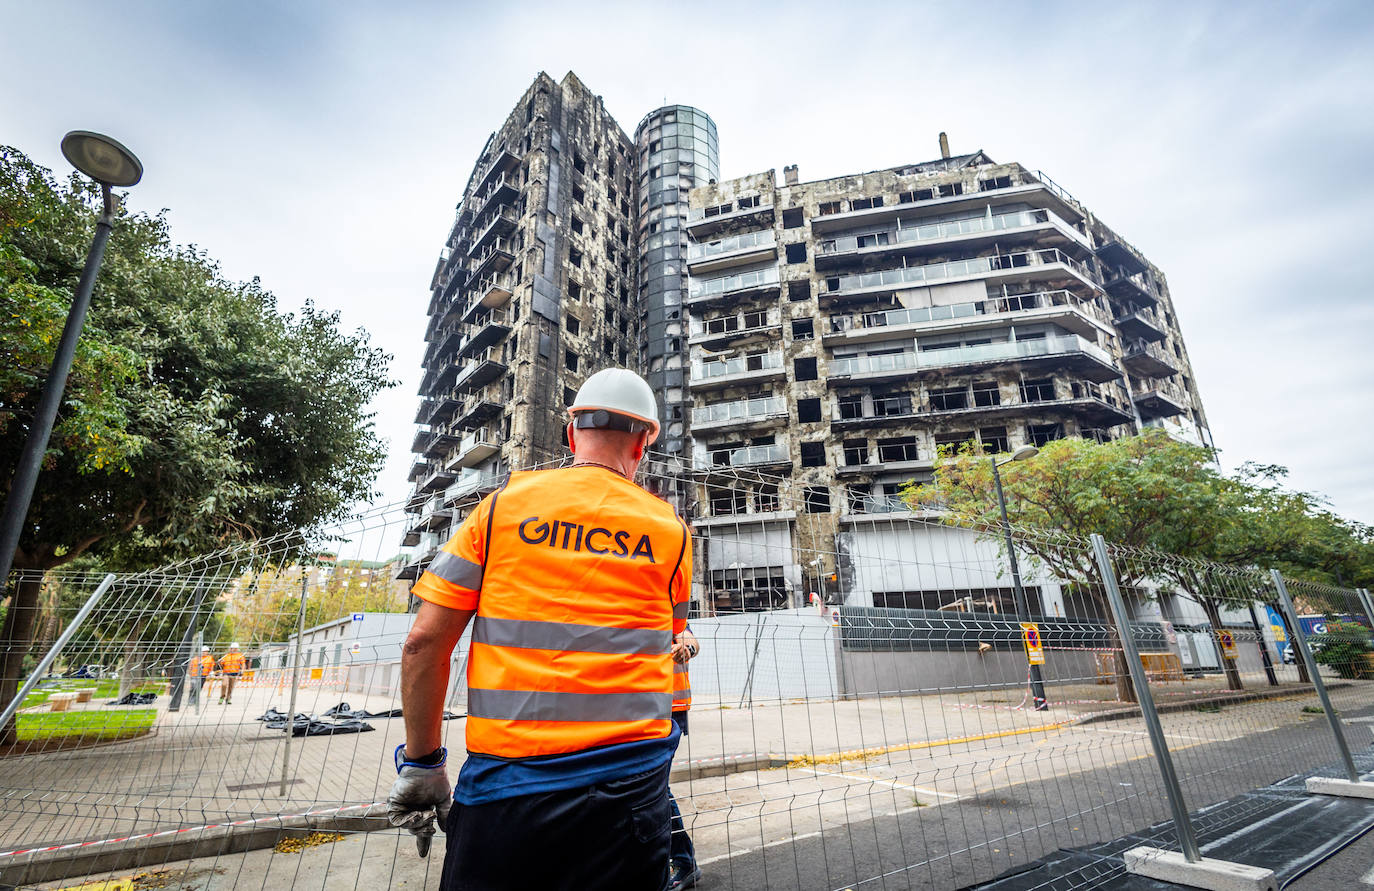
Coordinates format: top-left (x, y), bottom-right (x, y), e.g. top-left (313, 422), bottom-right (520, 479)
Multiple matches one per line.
top-left (412, 495), bottom-right (453, 533)
top-left (685, 200), bottom-right (774, 238)
top-left (433, 325), bottom-right (463, 360)
top-left (471, 236), bottom-right (516, 279)
top-left (1134, 384), bottom-right (1188, 420)
top-left (694, 442), bottom-right (791, 472)
top-left (475, 147), bottom-right (521, 191)
top-left (689, 351), bottom-right (786, 389)
top-left (687, 230), bottom-right (778, 275)
top-left (809, 172), bottom-right (1086, 234)
top-left (407, 457), bottom-right (430, 483)
top-left (463, 274), bottom-right (515, 324)
top-left (425, 362), bottom-right (459, 395)
top-left (413, 399), bottom-right (435, 425)
top-left (453, 393), bottom-right (504, 429)
top-left (1122, 339), bottom-right (1177, 378)
top-left (444, 469), bottom-right (502, 505)
top-left (820, 248), bottom-right (1100, 302)
top-left (469, 206), bottom-right (518, 255)
top-left (827, 351), bottom-right (919, 384)
top-left (458, 308), bottom-right (513, 358)
top-left (454, 347), bottom-right (509, 394)
top-left (1103, 271), bottom-right (1158, 307)
top-left (692, 395), bottom-right (789, 431)
top-left (825, 290), bottom-right (1108, 346)
top-left (1114, 306), bottom-right (1166, 343)
top-left (1096, 240), bottom-right (1147, 276)
top-left (446, 426), bottom-right (504, 470)
top-left (417, 461), bottom-right (458, 494)
top-left (814, 208), bottom-right (1091, 270)
top-left (686, 265), bottom-right (781, 307)
top-left (427, 390), bottom-right (461, 427)
top-left (688, 310), bottom-right (782, 349)
top-left (915, 332), bottom-right (1121, 383)
top-left (836, 457), bottom-right (932, 476)
top-left (474, 172), bottom-right (518, 219)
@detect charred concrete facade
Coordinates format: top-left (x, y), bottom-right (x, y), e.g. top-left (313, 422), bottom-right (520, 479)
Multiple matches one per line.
top-left (684, 152), bottom-right (1211, 611)
top-left (403, 72), bottom-right (639, 572)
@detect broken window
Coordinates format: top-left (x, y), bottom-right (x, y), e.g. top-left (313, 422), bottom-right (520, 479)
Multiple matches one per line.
top-left (797, 398), bottom-right (821, 423)
top-left (1027, 423), bottom-right (1062, 447)
top-left (564, 387), bottom-right (577, 406)
top-left (979, 426), bottom-right (1009, 454)
top-left (877, 436), bottom-right (921, 463)
top-left (850, 196), bottom-right (884, 210)
top-left (972, 381), bottom-right (1001, 406)
top-left (912, 188), bottom-right (935, 201)
top-left (838, 392), bottom-right (865, 419)
top-left (572, 184), bottom-right (585, 204)
top-left (755, 484), bottom-right (780, 512)
top-left (800, 441), bottom-right (825, 467)
top-left (932, 431), bottom-right (976, 456)
top-left (565, 315), bottom-right (581, 335)
top-left (569, 248), bottom-right (582, 268)
top-left (818, 201), bottom-right (842, 216)
top-left (570, 215), bottom-right (584, 235)
top-left (930, 387), bottom-right (968, 411)
top-left (872, 391), bottom-right (912, 416)
top-left (785, 243), bottom-right (808, 264)
top-left (743, 310), bottom-right (768, 328)
top-left (565, 350), bottom-right (578, 372)
top-left (803, 486), bottom-right (831, 513)
top-left (794, 357), bottom-right (818, 381)
top-left (568, 280), bottom-right (583, 301)
top-left (978, 176), bottom-right (1012, 192)
top-left (855, 232), bottom-right (890, 249)
top-left (938, 183), bottom-right (964, 198)
top-left (573, 153), bottom-right (586, 175)
top-left (710, 487), bottom-right (746, 516)
top-left (782, 207), bottom-right (804, 229)
top-left (788, 280), bottom-right (811, 302)
top-left (1019, 378), bottom-right (1055, 403)
top-left (791, 318), bottom-right (814, 341)
top-left (737, 195), bottom-right (760, 209)
top-left (843, 439), bottom-right (869, 466)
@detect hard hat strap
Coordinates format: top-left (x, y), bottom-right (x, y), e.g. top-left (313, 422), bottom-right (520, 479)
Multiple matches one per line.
top-left (572, 409), bottom-right (648, 435)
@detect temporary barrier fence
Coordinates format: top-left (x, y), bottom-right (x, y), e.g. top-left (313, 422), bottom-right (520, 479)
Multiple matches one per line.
top-left (0, 462), bottom-right (1368, 890)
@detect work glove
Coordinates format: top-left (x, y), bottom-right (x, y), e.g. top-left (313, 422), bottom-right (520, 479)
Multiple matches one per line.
top-left (387, 744), bottom-right (452, 858)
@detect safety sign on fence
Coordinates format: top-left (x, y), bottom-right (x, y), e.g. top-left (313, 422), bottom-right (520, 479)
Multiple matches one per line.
top-left (1218, 629), bottom-right (1238, 658)
top-left (1020, 622), bottom-right (1045, 665)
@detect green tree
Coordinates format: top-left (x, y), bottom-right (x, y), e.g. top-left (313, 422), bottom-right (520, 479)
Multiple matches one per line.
top-left (0, 147), bottom-right (395, 741)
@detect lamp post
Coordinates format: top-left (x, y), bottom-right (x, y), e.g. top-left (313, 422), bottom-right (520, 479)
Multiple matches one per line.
top-left (0, 132), bottom-right (142, 596)
top-left (991, 445), bottom-right (1048, 710)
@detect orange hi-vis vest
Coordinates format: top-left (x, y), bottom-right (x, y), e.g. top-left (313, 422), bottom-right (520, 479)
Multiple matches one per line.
top-left (672, 661), bottom-right (691, 713)
top-left (413, 466), bottom-right (692, 760)
top-left (220, 652), bottom-right (246, 674)
top-left (191, 654), bottom-right (214, 677)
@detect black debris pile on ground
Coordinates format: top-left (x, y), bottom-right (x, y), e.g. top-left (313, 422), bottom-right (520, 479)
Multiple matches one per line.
top-left (108, 692), bottom-right (157, 706)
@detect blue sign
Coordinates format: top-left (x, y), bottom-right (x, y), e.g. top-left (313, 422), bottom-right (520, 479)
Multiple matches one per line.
top-left (351, 613), bottom-right (364, 622)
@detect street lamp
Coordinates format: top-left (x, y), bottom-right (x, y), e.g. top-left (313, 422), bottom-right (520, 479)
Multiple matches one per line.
top-left (0, 132), bottom-right (142, 597)
top-left (991, 445), bottom-right (1049, 710)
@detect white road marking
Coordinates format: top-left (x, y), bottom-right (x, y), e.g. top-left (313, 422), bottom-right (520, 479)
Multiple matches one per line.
top-left (696, 830), bottom-right (823, 866)
top-left (1359, 861), bottom-right (1374, 885)
top-left (796, 766), bottom-right (961, 799)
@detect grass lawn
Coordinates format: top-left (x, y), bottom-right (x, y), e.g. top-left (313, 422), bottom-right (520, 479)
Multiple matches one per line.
top-left (15, 709), bottom-right (157, 742)
top-left (22, 679), bottom-right (162, 708)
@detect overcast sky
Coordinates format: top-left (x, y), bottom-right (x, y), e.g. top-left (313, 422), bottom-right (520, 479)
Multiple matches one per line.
top-left (3, 0), bottom-right (1372, 526)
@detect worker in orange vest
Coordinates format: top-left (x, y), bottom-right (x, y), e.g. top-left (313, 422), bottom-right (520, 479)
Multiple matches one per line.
top-left (189, 646), bottom-right (214, 704)
top-left (218, 643), bottom-right (246, 704)
top-left (669, 627), bottom-right (700, 890)
top-left (388, 368), bottom-right (691, 890)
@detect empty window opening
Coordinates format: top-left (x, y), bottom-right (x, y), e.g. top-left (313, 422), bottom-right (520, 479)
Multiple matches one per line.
top-left (978, 176), bottom-right (1012, 192)
top-left (800, 441), bottom-right (826, 467)
top-left (565, 349), bottom-right (578, 372)
top-left (791, 318), bottom-right (814, 340)
top-left (803, 486), bottom-right (831, 513)
top-left (979, 426), bottom-right (1009, 454)
top-left (784, 243), bottom-right (808, 264)
top-left (933, 431), bottom-right (976, 456)
top-left (818, 201), bottom-right (843, 216)
top-left (930, 387), bottom-right (968, 411)
top-left (788, 280), bottom-right (811, 302)
top-left (1020, 378), bottom-right (1055, 403)
top-left (877, 436), bottom-right (920, 463)
top-left (843, 439), bottom-right (869, 465)
top-left (797, 398), bottom-right (822, 423)
top-left (565, 315), bottom-right (581, 335)
top-left (1027, 423), bottom-right (1062, 447)
top-left (972, 381), bottom-right (1001, 407)
top-left (782, 207), bottom-right (804, 229)
top-left (850, 196), bottom-right (884, 210)
top-left (938, 183), bottom-right (964, 198)
top-left (794, 357), bottom-right (818, 381)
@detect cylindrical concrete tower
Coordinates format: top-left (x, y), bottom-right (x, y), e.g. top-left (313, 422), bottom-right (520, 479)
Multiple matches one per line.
top-left (634, 106), bottom-right (719, 510)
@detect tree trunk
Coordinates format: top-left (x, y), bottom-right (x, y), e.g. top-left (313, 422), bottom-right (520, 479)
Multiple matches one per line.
top-left (1110, 626), bottom-right (1137, 703)
top-left (0, 575), bottom-right (46, 746)
top-left (118, 640), bottom-right (143, 699)
top-left (1200, 597), bottom-right (1244, 691)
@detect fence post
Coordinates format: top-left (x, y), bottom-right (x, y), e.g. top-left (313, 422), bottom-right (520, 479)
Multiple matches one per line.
top-left (1271, 569), bottom-right (1359, 782)
top-left (279, 572), bottom-right (309, 797)
top-left (168, 578), bottom-right (212, 712)
top-left (0, 573), bottom-right (116, 731)
top-left (1355, 588), bottom-right (1374, 633)
top-left (1089, 535), bottom-right (1201, 862)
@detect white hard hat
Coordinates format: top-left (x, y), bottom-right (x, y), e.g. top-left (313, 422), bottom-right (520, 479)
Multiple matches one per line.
top-left (569, 368), bottom-right (660, 444)
top-left (230, 642), bottom-right (240, 649)
top-left (201, 646), bottom-right (210, 652)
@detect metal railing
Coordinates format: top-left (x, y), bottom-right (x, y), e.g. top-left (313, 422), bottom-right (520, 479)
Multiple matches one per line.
top-left (688, 265), bottom-right (780, 299)
top-left (694, 351), bottom-right (784, 380)
top-left (688, 229), bottom-right (777, 261)
top-left (828, 351), bottom-right (920, 377)
top-left (917, 331), bottom-right (1113, 369)
top-left (692, 396), bottom-right (787, 425)
top-left (822, 248), bottom-right (1098, 297)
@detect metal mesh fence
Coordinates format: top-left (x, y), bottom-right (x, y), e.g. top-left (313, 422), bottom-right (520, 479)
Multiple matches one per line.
top-left (0, 460), bottom-right (1368, 890)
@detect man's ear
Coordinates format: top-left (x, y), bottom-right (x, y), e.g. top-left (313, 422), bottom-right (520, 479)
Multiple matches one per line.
top-left (632, 431), bottom-right (647, 461)
top-left (566, 421), bottom-right (578, 454)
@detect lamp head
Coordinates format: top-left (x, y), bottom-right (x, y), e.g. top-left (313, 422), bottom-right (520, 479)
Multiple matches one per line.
top-left (61, 131), bottom-right (143, 187)
top-left (1010, 445), bottom-right (1039, 463)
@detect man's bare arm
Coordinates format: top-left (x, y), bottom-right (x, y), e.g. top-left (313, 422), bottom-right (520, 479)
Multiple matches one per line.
top-left (401, 600), bottom-right (475, 758)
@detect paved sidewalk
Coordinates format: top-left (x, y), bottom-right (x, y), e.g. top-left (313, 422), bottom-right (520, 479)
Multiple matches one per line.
top-left (1, 670), bottom-right (1367, 886)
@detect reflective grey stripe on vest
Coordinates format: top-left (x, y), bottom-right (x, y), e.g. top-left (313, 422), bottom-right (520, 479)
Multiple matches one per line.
top-left (673, 687), bottom-right (691, 700)
top-left (473, 616), bottom-right (670, 655)
top-left (467, 688), bottom-right (672, 723)
top-left (673, 602), bottom-right (690, 619)
top-left (427, 550), bottom-right (483, 590)
top-left (673, 662), bottom-right (688, 674)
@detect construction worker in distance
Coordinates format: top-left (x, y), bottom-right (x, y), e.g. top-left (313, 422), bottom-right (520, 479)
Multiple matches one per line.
top-left (388, 368), bottom-right (691, 890)
top-left (668, 627), bottom-right (701, 890)
top-left (189, 646), bottom-right (214, 705)
top-left (218, 643), bottom-right (246, 704)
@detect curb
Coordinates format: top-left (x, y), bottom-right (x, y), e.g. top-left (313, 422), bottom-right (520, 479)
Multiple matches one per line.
top-left (1071, 681), bottom-right (1350, 726)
